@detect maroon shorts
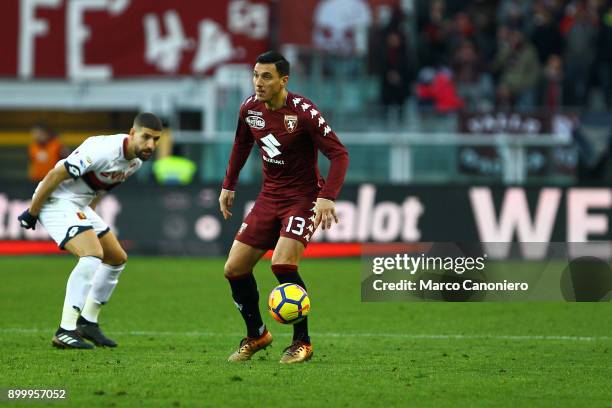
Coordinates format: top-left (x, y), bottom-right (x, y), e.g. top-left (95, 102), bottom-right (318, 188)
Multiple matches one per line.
top-left (235, 193), bottom-right (318, 250)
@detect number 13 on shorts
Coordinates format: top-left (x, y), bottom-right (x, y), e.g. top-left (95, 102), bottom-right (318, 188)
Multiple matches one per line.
top-left (286, 216), bottom-right (306, 235)
top-left (280, 199), bottom-right (317, 245)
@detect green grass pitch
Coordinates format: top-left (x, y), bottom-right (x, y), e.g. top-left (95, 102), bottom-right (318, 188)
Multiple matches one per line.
top-left (0, 256), bottom-right (611, 407)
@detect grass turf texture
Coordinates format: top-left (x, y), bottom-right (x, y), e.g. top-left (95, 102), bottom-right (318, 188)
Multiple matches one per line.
top-left (0, 256), bottom-right (611, 408)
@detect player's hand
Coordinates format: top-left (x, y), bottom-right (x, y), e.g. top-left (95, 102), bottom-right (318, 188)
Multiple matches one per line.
top-left (314, 198), bottom-right (338, 231)
top-left (219, 188), bottom-right (235, 220)
top-left (18, 209), bottom-right (38, 230)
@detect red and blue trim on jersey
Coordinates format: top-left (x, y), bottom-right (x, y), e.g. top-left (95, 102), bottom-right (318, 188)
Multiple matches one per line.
top-left (82, 171), bottom-right (121, 191)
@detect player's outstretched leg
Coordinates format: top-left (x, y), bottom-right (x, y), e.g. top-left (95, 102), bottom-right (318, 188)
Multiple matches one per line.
top-left (225, 241), bottom-right (270, 362)
top-left (272, 263), bottom-right (313, 363)
top-left (78, 232), bottom-right (127, 347)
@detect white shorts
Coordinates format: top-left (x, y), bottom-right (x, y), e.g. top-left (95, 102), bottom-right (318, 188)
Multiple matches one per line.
top-left (39, 198), bottom-right (110, 249)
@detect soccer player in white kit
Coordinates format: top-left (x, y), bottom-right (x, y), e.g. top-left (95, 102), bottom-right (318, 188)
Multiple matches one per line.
top-left (18, 113), bottom-right (162, 349)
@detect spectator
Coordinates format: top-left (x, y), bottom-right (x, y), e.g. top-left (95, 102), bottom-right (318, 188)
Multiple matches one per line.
top-left (379, 8), bottom-right (414, 122)
top-left (563, 3), bottom-right (598, 107)
top-left (467, 0), bottom-right (499, 62)
top-left (446, 11), bottom-right (476, 51)
top-left (416, 66), bottom-right (464, 113)
top-left (497, 0), bottom-right (529, 29)
top-left (530, 5), bottom-right (563, 64)
top-left (419, 0), bottom-right (452, 67)
top-left (151, 126), bottom-right (197, 185)
top-left (595, 4), bottom-right (612, 107)
top-left (28, 123), bottom-right (68, 182)
top-left (492, 28), bottom-right (541, 110)
top-left (539, 54), bottom-right (564, 110)
top-left (451, 39), bottom-right (494, 110)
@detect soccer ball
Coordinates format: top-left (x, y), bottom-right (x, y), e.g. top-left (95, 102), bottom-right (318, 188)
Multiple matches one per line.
top-left (268, 283), bottom-right (310, 324)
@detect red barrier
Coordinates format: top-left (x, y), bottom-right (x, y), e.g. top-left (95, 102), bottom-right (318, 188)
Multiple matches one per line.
top-left (263, 243), bottom-right (362, 259)
top-left (0, 240), bottom-right (63, 255)
top-left (1, 241), bottom-right (361, 257)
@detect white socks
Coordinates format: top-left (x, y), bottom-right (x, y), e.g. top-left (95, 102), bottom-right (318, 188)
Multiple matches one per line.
top-left (60, 256), bottom-right (102, 330)
top-left (81, 263), bottom-right (126, 323)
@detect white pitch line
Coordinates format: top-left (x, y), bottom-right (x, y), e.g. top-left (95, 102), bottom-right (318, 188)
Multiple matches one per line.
top-left (0, 328), bottom-right (610, 342)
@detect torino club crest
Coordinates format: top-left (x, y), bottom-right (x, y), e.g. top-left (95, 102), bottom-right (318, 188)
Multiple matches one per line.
top-left (284, 115), bottom-right (298, 133)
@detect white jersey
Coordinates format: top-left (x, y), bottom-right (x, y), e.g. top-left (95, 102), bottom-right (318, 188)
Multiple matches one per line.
top-left (36, 134), bottom-right (142, 208)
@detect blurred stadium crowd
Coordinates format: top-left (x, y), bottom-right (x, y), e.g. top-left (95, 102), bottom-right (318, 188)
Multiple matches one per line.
top-left (372, 0), bottom-right (612, 114)
top-left (1, 0), bottom-right (611, 185)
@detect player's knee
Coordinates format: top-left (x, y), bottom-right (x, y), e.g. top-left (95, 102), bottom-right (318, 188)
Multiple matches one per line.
top-left (66, 235), bottom-right (103, 259)
top-left (271, 253), bottom-right (299, 266)
top-left (104, 249), bottom-right (128, 266)
top-left (224, 260), bottom-right (249, 279)
top-left (83, 248), bottom-right (104, 260)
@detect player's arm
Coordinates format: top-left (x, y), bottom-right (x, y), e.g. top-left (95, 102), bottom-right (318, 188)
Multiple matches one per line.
top-left (18, 165), bottom-right (71, 229)
top-left (308, 112), bottom-right (349, 230)
top-left (19, 138), bottom-right (99, 229)
top-left (30, 165), bottom-right (73, 215)
top-left (219, 109), bottom-right (254, 220)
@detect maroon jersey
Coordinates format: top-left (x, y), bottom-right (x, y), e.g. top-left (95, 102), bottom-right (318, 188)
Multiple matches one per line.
top-left (222, 92), bottom-right (349, 200)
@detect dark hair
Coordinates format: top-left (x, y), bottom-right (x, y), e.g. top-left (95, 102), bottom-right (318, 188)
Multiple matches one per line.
top-left (133, 112), bottom-right (162, 131)
top-left (255, 51), bottom-right (290, 77)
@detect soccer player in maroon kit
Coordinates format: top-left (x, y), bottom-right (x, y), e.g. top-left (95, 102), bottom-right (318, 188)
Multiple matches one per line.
top-left (219, 51), bottom-right (349, 363)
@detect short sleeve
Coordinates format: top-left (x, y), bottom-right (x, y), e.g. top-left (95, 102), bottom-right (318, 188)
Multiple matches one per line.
top-left (63, 139), bottom-right (102, 179)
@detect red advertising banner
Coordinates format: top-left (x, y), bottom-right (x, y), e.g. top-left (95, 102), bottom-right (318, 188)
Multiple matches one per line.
top-left (0, 0), bottom-right (270, 80)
